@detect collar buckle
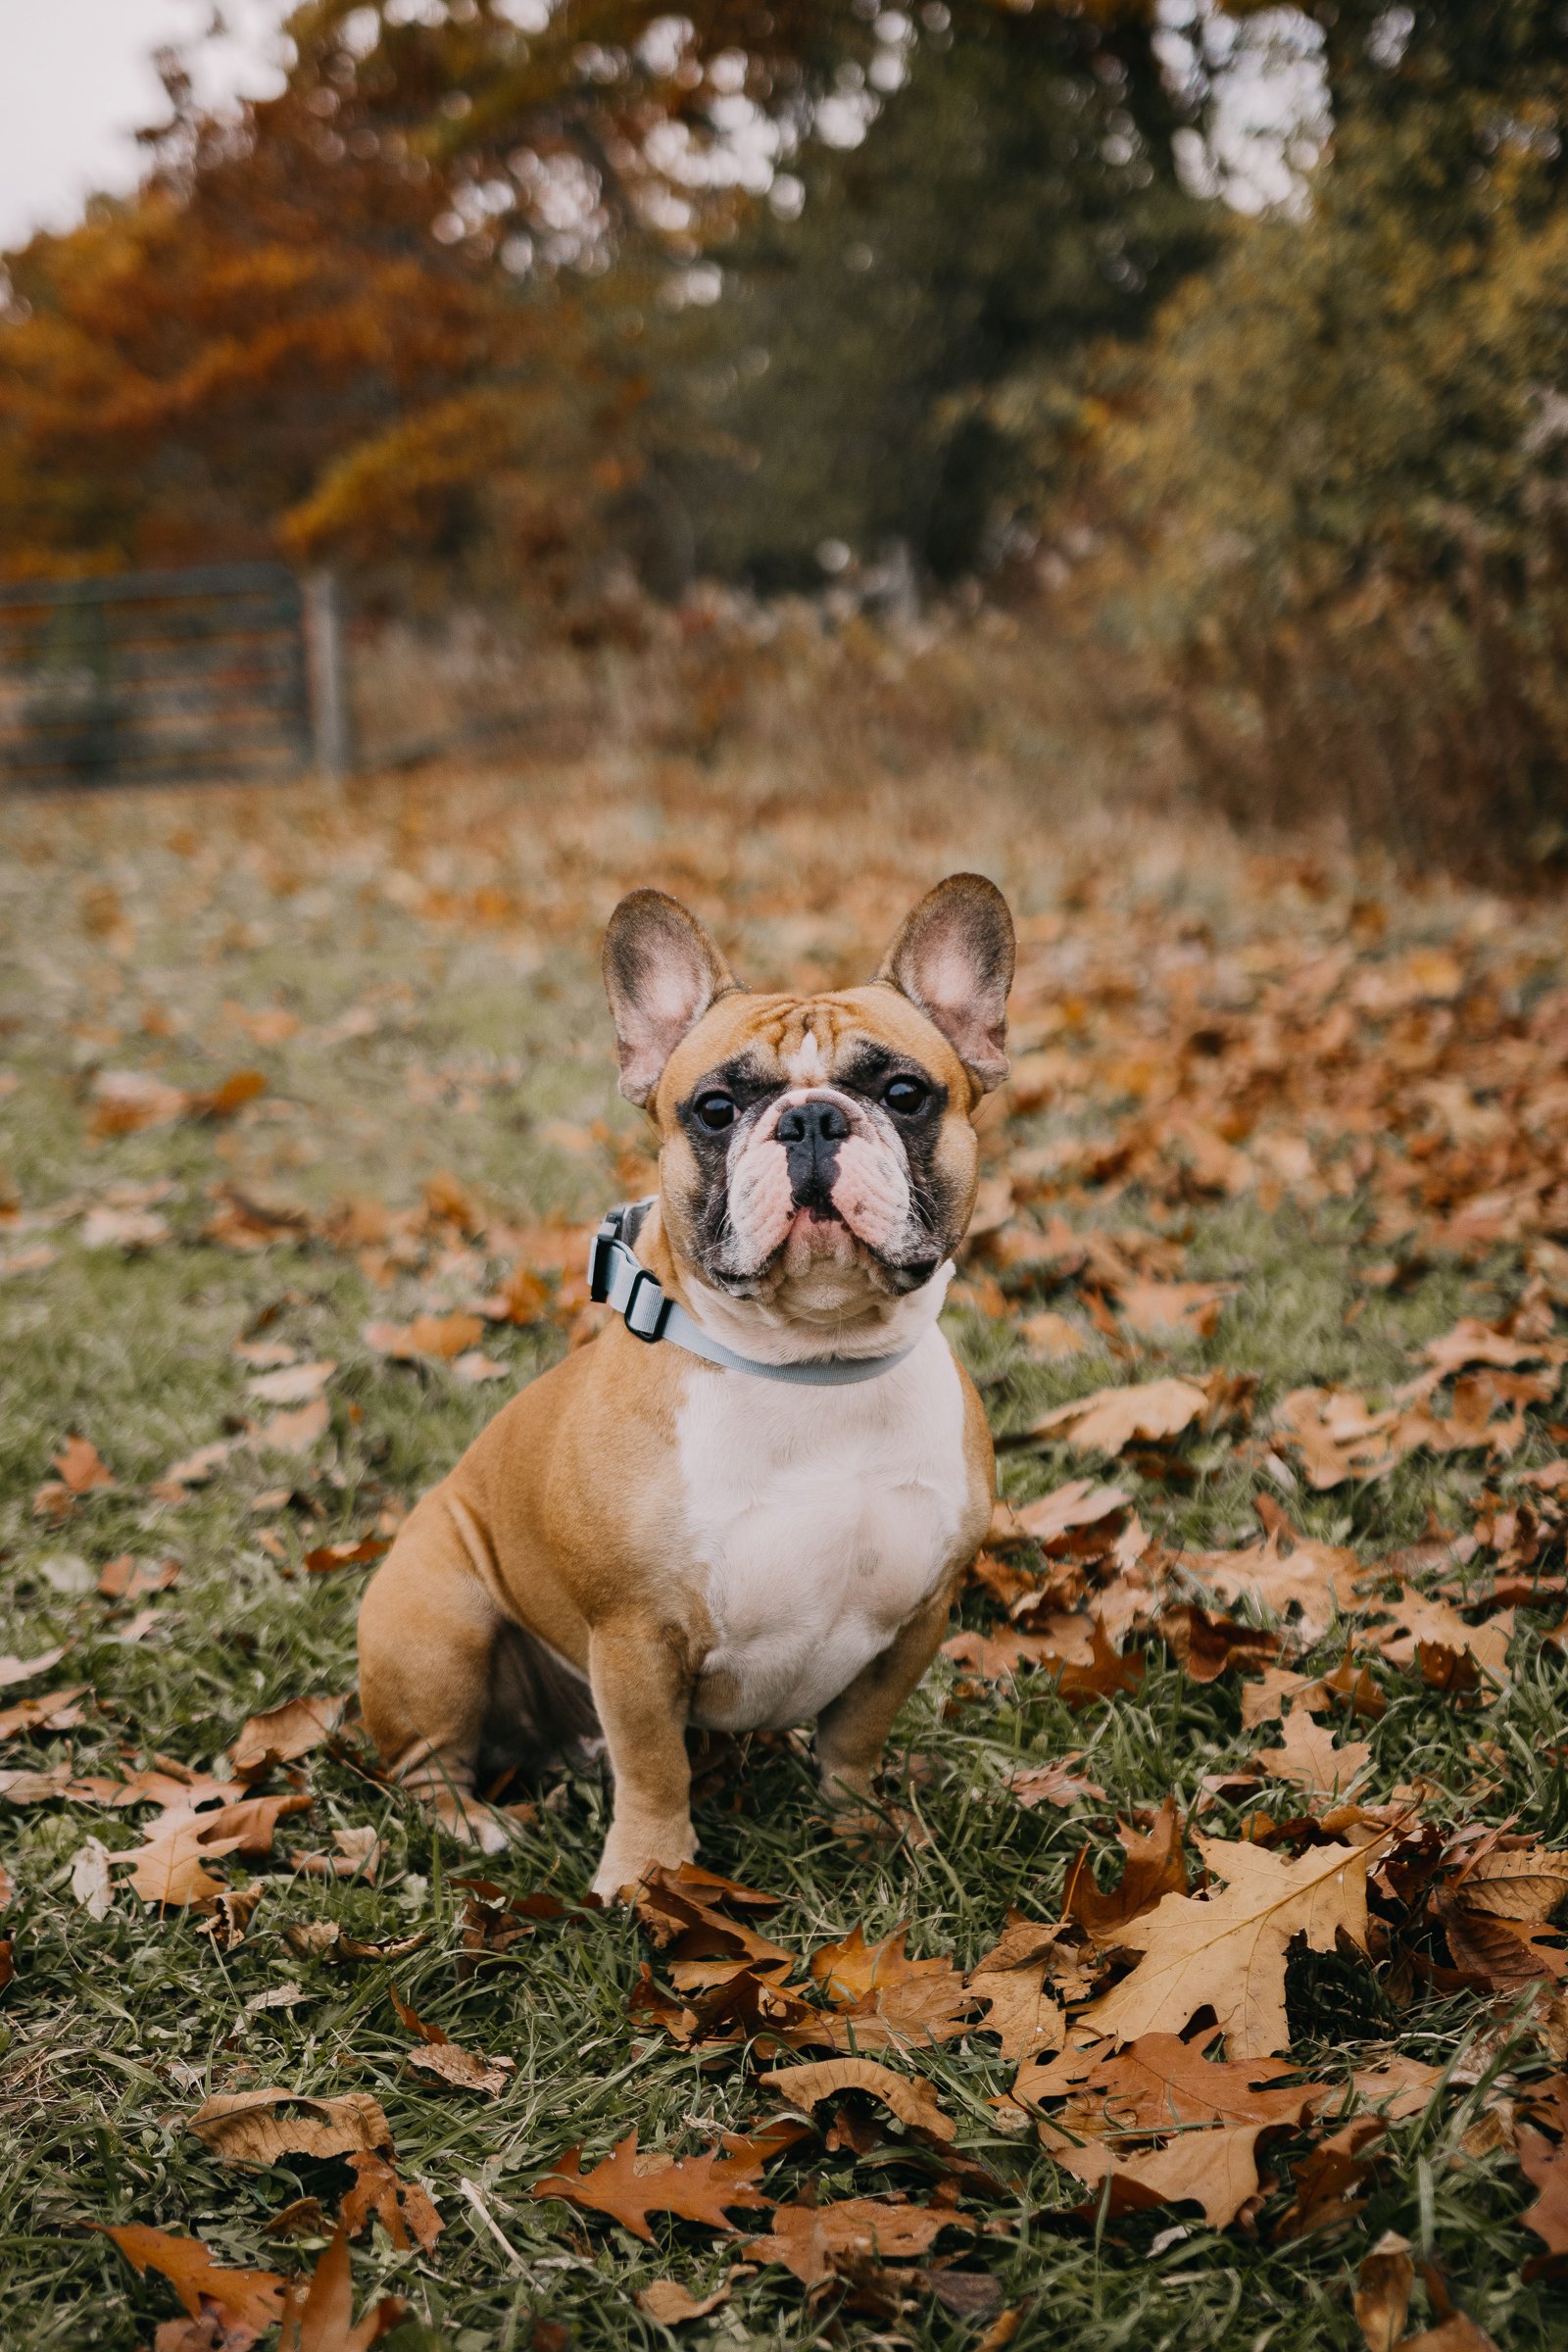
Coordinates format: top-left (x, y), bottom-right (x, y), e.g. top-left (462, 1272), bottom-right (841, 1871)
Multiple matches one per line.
top-left (588, 1208), bottom-right (623, 1305)
top-left (622, 1264), bottom-right (671, 1343)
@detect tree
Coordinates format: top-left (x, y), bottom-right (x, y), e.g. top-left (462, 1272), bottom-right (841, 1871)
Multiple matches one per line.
top-left (657, 0), bottom-right (1213, 585)
top-left (0, 1), bottom-right (1204, 599)
top-left (1077, 1), bottom-right (1568, 866)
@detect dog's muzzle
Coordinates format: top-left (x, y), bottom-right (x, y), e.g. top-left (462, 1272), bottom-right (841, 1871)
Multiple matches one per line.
top-left (774, 1096), bottom-right (851, 1214)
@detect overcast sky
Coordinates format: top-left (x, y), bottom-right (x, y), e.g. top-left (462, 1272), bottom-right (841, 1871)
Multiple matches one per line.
top-left (0, 0), bottom-right (289, 252)
top-left (0, 1), bottom-right (1325, 257)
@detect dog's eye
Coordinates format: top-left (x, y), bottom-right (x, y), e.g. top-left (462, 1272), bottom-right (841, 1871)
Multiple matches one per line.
top-left (884, 1075), bottom-right (929, 1115)
top-left (695, 1092), bottom-right (738, 1133)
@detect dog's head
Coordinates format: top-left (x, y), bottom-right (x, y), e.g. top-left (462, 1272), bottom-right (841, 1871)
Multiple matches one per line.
top-left (602, 875), bottom-right (1014, 1317)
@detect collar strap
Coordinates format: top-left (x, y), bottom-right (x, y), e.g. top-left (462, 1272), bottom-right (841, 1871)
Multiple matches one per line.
top-left (588, 1200), bottom-right (935, 1387)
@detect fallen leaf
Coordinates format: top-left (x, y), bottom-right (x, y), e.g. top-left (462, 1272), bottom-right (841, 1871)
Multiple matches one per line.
top-left (1159, 1602), bottom-right (1283, 1683)
top-left (1354, 2229), bottom-right (1414, 2349)
top-left (0, 1644), bottom-right (68, 1689)
top-left (966, 1917), bottom-right (1066, 2061)
top-left (275, 2226), bottom-right (405, 2352)
top-left (1018, 1310), bottom-right (1091, 1359)
top-left (87, 1070), bottom-right (189, 1137)
top-left (291, 1826), bottom-right (380, 1882)
top-left (1454, 1843), bottom-right (1568, 1923)
top-left (1274, 2115), bottom-right (1385, 2239)
top-left (0, 1685), bottom-right (89, 1740)
top-left (1116, 1281), bottom-right (1235, 1339)
top-left (1179, 1514), bottom-right (1363, 1645)
top-left (1396, 2320), bottom-right (1501, 2352)
top-left (245, 1980), bottom-right (309, 2013)
top-left (247, 1361), bottom-right (336, 1406)
top-left (1004, 1756), bottom-right (1108, 1809)
top-left (759, 2056), bottom-right (956, 2143)
top-left (188, 2088), bottom-right (392, 2167)
top-left (389, 1985), bottom-right (514, 2095)
top-left (363, 1313), bottom-right (484, 1363)
top-left (32, 1435), bottom-right (116, 1518)
top-left (71, 1835), bottom-right (115, 1921)
top-left (119, 1790), bottom-right (310, 1906)
top-left (152, 1441), bottom-right (236, 1502)
top-left (1022, 1377), bottom-right (1212, 1454)
top-left (1433, 1841), bottom-right (1568, 1989)
top-left (1064, 1798), bottom-right (1188, 1945)
top-left (1010, 1480), bottom-right (1132, 1546)
top-left (97, 1555), bottom-right (180, 1600)
top-left (254, 1397), bottom-right (331, 1456)
top-left (80, 1203), bottom-right (171, 1250)
top-left (636, 2274), bottom-right (742, 2324)
top-left (232, 1694), bottom-right (349, 1776)
top-left (1518, 2126), bottom-right (1568, 2278)
top-left (339, 2150), bottom-right (443, 2256)
top-left (303, 1538), bottom-right (389, 1576)
top-left (808, 1924), bottom-right (940, 2008)
top-left (281, 1923), bottom-right (428, 1966)
top-left (1039, 2115), bottom-right (1283, 2230)
top-left (530, 2128), bottom-right (774, 2242)
top-left (1078, 1832), bottom-right (1379, 2059)
top-left (944, 1614), bottom-right (1142, 1706)
top-left (1370, 1587), bottom-right (1513, 1691)
top-left (1257, 1704), bottom-right (1372, 1799)
top-left (97, 2225), bottom-right (285, 2337)
top-left (191, 1070), bottom-right (269, 1121)
top-left (744, 2195), bottom-right (963, 2287)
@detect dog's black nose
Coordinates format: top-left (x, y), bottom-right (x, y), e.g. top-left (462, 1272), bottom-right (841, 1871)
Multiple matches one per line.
top-left (775, 1098), bottom-right (850, 1210)
top-left (776, 1101), bottom-right (851, 1148)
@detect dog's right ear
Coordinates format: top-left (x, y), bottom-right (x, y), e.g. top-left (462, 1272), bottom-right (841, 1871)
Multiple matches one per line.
top-left (602, 890), bottom-right (740, 1107)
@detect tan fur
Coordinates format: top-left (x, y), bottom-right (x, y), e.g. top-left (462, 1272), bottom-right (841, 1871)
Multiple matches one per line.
top-left (358, 897), bottom-right (1004, 1896)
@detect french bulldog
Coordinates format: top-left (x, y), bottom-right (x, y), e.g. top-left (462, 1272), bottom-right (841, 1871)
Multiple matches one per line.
top-left (357, 872), bottom-right (1013, 1897)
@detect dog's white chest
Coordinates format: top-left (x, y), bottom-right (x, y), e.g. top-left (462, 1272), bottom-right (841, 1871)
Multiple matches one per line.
top-left (676, 1330), bottom-right (971, 1731)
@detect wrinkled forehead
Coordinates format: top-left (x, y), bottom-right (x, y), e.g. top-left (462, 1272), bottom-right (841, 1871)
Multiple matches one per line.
top-left (656, 986), bottom-right (967, 1108)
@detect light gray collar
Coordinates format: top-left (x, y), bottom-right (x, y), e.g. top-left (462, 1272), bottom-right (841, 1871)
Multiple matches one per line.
top-left (588, 1200), bottom-right (944, 1387)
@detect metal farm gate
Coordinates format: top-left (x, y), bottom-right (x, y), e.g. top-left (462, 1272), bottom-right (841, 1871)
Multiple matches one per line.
top-left (0, 563), bottom-right (347, 790)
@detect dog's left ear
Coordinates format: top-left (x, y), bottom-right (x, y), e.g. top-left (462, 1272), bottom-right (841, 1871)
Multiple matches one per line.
top-left (876, 873), bottom-right (1015, 1095)
top-left (603, 889), bottom-right (740, 1106)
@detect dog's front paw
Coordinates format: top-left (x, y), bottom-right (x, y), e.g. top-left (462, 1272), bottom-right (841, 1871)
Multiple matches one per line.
top-left (817, 1755), bottom-right (877, 1813)
top-left (590, 1818), bottom-right (696, 1904)
top-left (422, 1788), bottom-right (512, 1855)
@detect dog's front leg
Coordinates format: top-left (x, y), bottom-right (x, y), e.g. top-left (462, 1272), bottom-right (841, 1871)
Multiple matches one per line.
top-left (813, 1579), bottom-right (956, 1816)
top-left (587, 1621), bottom-right (696, 1902)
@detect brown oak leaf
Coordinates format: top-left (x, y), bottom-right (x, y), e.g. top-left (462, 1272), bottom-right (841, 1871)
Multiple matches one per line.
top-left (188, 2088), bottom-right (391, 2167)
top-left (529, 2128), bottom-right (775, 2242)
top-left (758, 2056), bottom-right (956, 2143)
top-left (1078, 1832), bottom-right (1380, 2059)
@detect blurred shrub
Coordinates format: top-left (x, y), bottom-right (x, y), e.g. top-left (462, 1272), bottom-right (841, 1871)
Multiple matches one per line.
top-left (1069, 12), bottom-right (1568, 876)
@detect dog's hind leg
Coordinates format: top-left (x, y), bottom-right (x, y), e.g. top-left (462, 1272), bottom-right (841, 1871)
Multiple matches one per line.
top-left (358, 1487), bottom-right (519, 1851)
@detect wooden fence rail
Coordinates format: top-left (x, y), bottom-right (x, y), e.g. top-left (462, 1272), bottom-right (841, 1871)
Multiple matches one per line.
top-left (0, 562), bottom-right (344, 790)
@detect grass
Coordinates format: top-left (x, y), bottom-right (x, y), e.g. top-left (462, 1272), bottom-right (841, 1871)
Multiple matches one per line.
top-left (2, 755), bottom-right (1567, 2350)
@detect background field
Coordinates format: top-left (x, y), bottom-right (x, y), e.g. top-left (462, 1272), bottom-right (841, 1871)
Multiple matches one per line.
top-left (5, 750), bottom-right (1568, 2350)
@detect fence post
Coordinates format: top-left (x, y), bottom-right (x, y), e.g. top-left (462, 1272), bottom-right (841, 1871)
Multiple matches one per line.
top-left (305, 568), bottom-right (353, 786)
